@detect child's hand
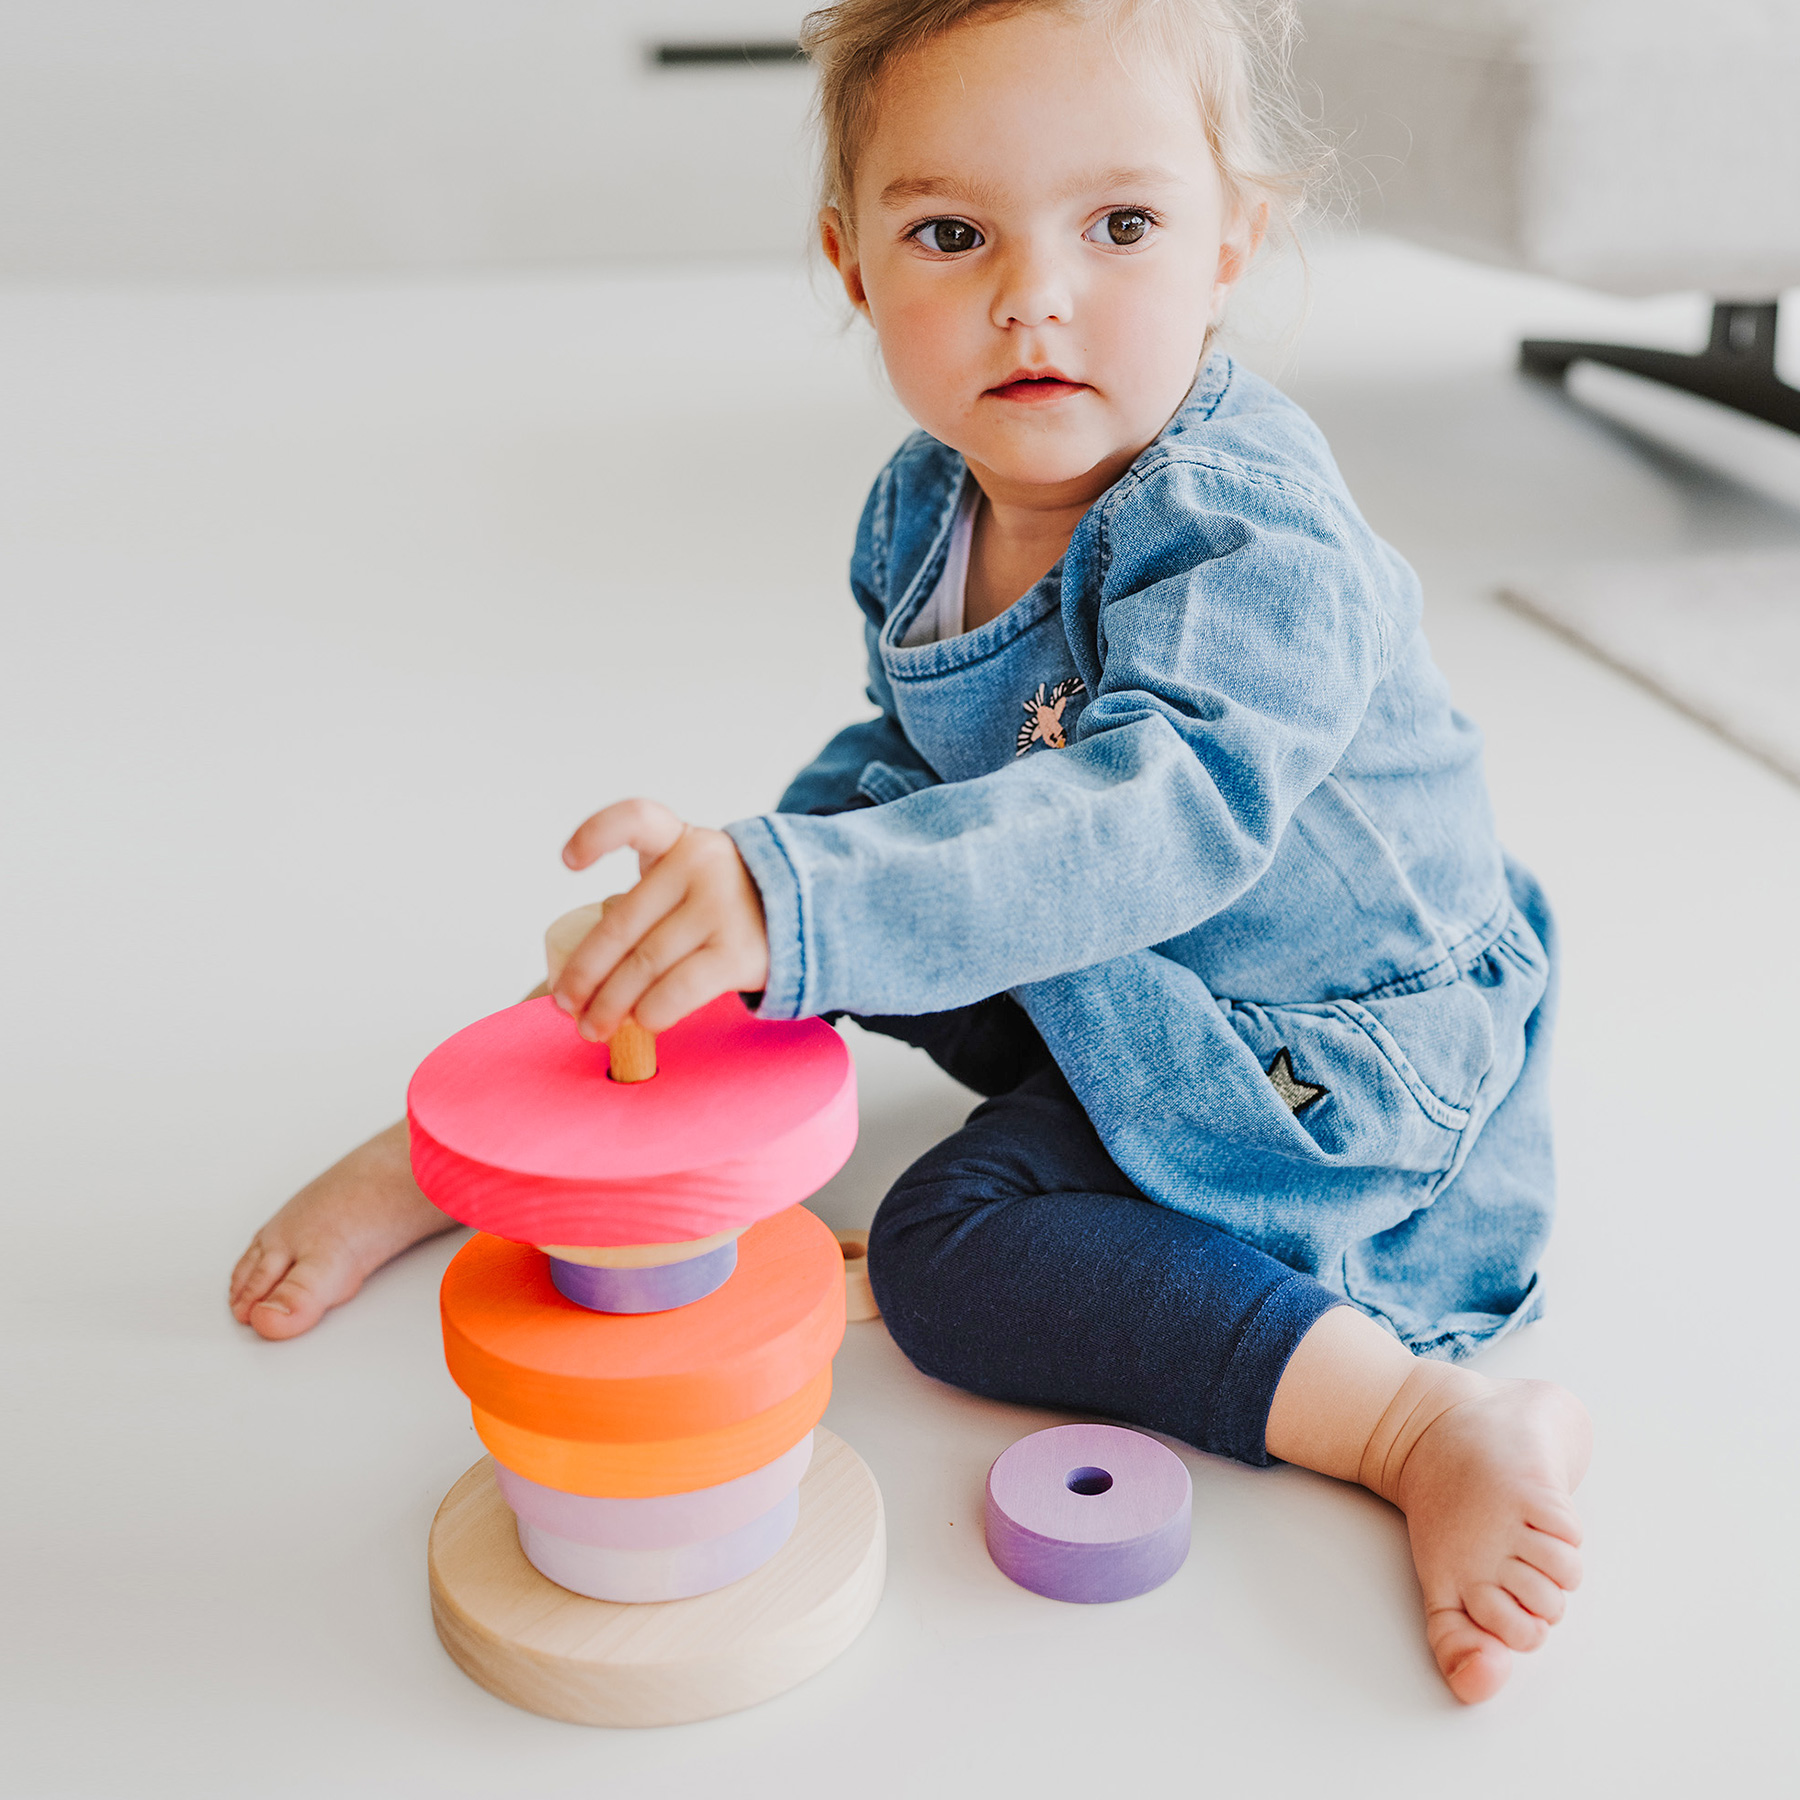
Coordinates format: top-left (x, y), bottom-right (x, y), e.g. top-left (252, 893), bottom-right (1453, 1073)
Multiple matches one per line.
top-left (550, 799), bottom-right (769, 1042)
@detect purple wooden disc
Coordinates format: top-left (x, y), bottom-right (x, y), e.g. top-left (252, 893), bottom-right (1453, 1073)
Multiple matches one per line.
top-left (985, 1423), bottom-right (1192, 1604)
top-left (518, 1485), bottom-right (800, 1603)
top-left (546, 1236), bottom-right (737, 1313)
top-left (495, 1433), bottom-right (813, 1549)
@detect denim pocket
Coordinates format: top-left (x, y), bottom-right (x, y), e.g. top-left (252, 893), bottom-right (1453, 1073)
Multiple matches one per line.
top-left (1219, 989), bottom-right (1473, 1175)
top-left (1220, 927), bottom-right (1539, 1178)
top-left (1328, 982), bottom-right (1494, 1128)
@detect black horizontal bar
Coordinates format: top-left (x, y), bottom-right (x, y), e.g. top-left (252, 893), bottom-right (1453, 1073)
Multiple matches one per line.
top-left (651, 41), bottom-right (806, 67)
top-left (1520, 335), bottom-right (1800, 435)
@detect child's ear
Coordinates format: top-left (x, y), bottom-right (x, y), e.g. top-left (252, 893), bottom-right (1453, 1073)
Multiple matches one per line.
top-left (820, 208), bottom-right (871, 316)
top-left (1211, 199), bottom-right (1268, 315)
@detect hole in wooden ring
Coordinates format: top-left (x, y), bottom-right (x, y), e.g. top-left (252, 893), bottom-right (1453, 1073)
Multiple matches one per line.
top-left (840, 1241), bottom-right (867, 1262)
top-left (1066, 1466), bottom-right (1113, 1496)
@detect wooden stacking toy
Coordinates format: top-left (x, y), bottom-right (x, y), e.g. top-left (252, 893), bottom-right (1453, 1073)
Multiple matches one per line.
top-left (412, 903), bottom-right (886, 1726)
top-left (985, 1423), bottom-right (1191, 1604)
top-left (836, 1228), bottom-right (881, 1322)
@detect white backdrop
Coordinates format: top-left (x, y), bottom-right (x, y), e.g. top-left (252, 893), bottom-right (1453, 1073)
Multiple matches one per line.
top-left (0, 1), bottom-right (816, 278)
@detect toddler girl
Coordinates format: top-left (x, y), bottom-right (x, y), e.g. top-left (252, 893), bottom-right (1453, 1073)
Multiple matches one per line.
top-left (231, 0), bottom-right (1589, 1705)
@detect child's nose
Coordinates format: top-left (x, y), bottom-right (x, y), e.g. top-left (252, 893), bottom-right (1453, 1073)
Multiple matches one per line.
top-left (988, 239), bottom-right (1074, 331)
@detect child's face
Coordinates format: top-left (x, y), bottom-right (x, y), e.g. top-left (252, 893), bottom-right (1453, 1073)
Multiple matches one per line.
top-left (823, 6), bottom-right (1256, 500)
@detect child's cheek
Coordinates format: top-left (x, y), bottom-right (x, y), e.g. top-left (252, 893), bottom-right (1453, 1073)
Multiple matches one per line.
top-left (878, 289), bottom-right (982, 431)
top-left (1105, 267), bottom-right (1214, 423)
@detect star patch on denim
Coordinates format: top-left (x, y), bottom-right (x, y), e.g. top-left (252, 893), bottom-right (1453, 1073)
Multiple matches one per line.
top-left (1266, 1047), bottom-right (1328, 1113)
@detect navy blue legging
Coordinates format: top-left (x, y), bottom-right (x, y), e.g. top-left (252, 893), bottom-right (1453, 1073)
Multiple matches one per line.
top-left (853, 997), bottom-right (1346, 1467)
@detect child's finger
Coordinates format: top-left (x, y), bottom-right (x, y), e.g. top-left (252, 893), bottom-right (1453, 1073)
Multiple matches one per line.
top-left (572, 907), bottom-right (714, 1044)
top-left (550, 865), bottom-right (686, 1016)
top-left (561, 798), bottom-right (685, 873)
top-left (629, 944), bottom-right (750, 1037)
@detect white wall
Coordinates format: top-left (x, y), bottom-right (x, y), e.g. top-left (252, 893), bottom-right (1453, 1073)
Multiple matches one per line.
top-left (0, 2), bottom-right (818, 278)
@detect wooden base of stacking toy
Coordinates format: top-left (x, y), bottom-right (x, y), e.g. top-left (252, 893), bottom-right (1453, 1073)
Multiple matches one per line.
top-left (429, 1428), bottom-right (885, 1726)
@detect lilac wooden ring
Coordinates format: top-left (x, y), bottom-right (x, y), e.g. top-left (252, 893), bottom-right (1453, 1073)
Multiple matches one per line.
top-left (985, 1423), bottom-right (1192, 1604)
top-left (546, 1237), bottom-right (737, 1313)
top-left (518, 1486), bottom-right (800, 1603)
top-left (495, 1434), bottom-right (813, 1549)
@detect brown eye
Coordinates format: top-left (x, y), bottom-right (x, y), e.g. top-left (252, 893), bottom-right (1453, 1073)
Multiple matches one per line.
top-left (918, 218), bottom-right (982, 254)
top-left (1104, 209), bottom-right (1149, 245)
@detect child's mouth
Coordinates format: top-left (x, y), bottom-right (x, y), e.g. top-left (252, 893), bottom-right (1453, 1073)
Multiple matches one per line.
top-left (988, 373), bottom-right (1087, 404)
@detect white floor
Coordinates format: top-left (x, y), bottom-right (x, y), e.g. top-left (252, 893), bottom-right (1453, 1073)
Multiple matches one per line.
top-left (4, 237), bottom-right (1797, 1797)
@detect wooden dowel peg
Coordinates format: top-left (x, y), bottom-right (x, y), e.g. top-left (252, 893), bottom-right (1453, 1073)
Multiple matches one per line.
top-left (599, 895), bottom-right (657, 1082)
top-left (607, 1016), bottom-right (657, 1083)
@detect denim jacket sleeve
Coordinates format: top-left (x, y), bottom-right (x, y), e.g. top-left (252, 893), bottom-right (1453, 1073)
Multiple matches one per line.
top-left (728, 452), bottom-right (1395, 1019)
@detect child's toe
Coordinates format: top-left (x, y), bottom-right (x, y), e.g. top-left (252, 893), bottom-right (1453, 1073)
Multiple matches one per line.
top-left (1426, 1609), bottom-right (1513, 1704)
top-left (228, 1242), bottom-right (259, 1302)
top-left (230, 1244), bottom-right (290, 1321)
top-left (1500, 1557), bottom-right (1567, 1624)
top-left (248, 1257), bottom-right (348, 1340)
top-left (1523, 1491), bottom-right (1584, 1548)
top-left (1465, 1580), bottom-right (1550, 1652)
top-left (1519, 1524), bottom-right (1583, 1590)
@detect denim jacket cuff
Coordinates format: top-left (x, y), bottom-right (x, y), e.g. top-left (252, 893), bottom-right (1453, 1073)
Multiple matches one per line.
top-left (725, 815), bottom-right (807, 1019)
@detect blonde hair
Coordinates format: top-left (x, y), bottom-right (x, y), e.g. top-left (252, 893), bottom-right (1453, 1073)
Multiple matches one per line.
top-left (798, 0), bottom-right (1329, 239)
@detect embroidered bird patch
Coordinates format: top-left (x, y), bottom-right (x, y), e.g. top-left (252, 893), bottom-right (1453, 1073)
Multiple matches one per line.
top-left (1266, 1047), bottom-right (1328, 1114)
top-left (1015, 677), bottom-right (1086, 756)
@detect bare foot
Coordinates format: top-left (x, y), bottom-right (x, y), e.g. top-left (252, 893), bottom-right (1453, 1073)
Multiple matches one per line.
top-left (229, 1120), bottom-right (459, 1340)
top-left (1364, 1369), bottom-right (1592, 1704)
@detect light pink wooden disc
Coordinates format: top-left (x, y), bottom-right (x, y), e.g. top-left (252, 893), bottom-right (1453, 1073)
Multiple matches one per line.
top-left (407, 993), bottom-right (857, 1245)
top-left (494, 1434), bottom-right (814, 1549)
top-left (518, 1488), bottom-right (800, 1603)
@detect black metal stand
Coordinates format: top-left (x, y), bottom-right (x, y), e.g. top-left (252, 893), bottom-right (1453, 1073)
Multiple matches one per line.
top-left (1520, 299), bottom-right (1800, 434)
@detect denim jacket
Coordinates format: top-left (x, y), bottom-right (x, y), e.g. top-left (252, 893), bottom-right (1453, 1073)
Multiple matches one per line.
top-left (726, 356), bottom-right (1555, 1357)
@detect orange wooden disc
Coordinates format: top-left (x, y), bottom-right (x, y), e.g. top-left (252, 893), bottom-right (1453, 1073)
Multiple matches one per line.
top-left (471, 1366), bottom-right (832, 1497)
top-left (440, 1206), bottom-right (845, 1441)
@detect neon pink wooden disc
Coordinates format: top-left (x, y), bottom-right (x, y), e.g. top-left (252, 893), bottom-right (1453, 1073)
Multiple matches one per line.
top-left (407, 993), bottom-right (856, 1245)
top-left (985, 1424), bottom-right (1192, 1604)
top-left (494, 1434), bottom-right (813, 1549)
